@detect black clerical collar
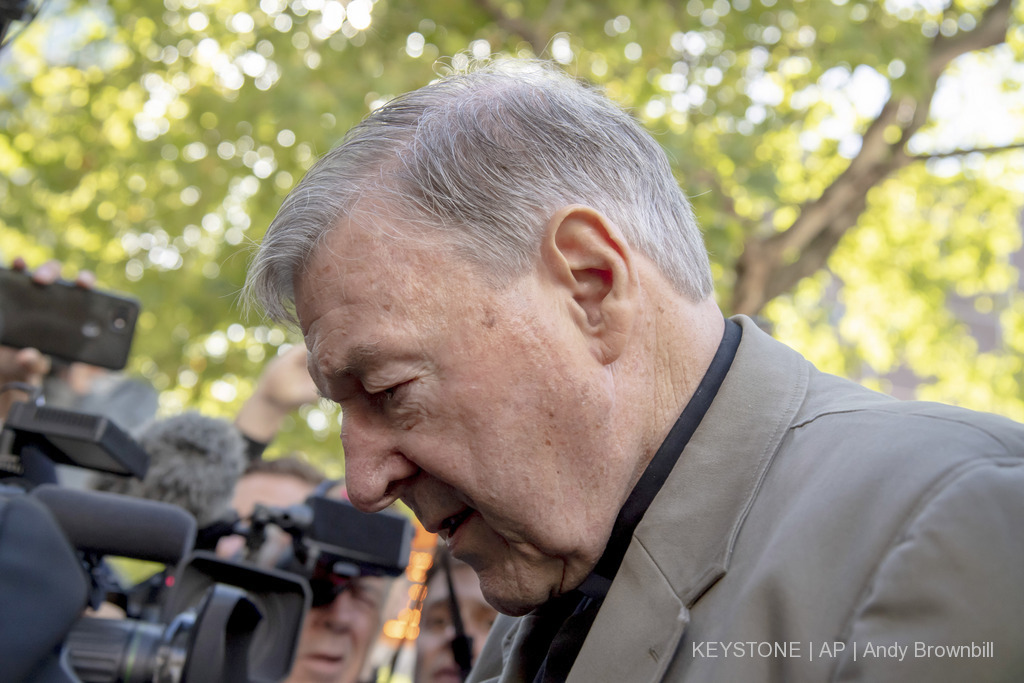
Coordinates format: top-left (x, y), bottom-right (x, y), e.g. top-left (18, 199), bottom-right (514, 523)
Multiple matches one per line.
top-left (578, 317), bottom-right (742, 598)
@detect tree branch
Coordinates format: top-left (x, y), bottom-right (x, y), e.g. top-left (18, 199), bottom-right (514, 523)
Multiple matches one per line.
top-left (472, 0), bottom-right (548, 55)
top-left (909, 141), bottom-right (1024, 162)
top-left (929, 0), bottom-right (1014, 79)
top-left (730, 0), bottom-right (1015, 316)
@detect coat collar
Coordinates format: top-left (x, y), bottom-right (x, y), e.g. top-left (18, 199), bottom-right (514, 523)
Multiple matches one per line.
top-left (566, 315), bottom-right (810, 683)
top-left (472, 316), bottom-right (811, 683)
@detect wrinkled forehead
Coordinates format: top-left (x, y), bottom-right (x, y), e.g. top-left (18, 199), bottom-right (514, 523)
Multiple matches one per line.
top-left (294, 220), bottom-right (441, 315)
top-left (293, 221), bottom-right (470, 393)
top-left (297, 200), bottom-right (451, 280)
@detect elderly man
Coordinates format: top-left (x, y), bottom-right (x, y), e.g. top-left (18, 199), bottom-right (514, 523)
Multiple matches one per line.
top-left (245, 60), bottom-right (1024, 682)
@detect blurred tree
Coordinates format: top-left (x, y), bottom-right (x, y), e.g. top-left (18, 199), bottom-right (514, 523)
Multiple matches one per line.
top-left (1, 0), bottom-right (1022, 470)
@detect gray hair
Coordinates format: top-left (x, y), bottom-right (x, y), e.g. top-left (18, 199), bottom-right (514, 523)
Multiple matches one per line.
top-left (245, 58), bottom-right (713, 323)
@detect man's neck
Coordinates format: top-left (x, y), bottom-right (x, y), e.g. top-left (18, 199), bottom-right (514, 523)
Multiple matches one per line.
top-left (644, 294), bottom-right (726, 475)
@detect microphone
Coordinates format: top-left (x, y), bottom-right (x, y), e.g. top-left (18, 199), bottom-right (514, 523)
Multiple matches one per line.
top-left (32, 484), bottom-right (196, 565)
top-left (96, 411), bottom-right (247, 530)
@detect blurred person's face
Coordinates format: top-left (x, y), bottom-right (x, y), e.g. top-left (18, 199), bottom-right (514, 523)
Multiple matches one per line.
top-left (215, 472), bottom-right (317, 560)
top-left (415, 562), bottom-right (498, 683)
top-left (218, 471), bottom-right (388, 683)
top-left (287, 575), bottom-right (389, 683)
top-left (231, 471), bottom-right (317, 518)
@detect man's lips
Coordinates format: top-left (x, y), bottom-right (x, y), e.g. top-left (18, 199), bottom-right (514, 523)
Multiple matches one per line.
top-left (300, 651), bottom-right (346, 672)
top-left (438, 507), bottom-right (474, 539)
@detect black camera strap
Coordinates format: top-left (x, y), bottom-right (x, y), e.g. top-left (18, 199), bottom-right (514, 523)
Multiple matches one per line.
top-left (440, 549), bottom-right (474, 681)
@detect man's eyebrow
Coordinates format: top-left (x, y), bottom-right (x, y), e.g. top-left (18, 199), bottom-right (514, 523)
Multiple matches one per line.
top-left (332, 341), bottom-right (382, 378)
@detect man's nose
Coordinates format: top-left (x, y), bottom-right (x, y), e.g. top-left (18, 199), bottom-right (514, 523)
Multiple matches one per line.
top-left (315, 587), bottom-right (356, 628)
top-left (340, 409), bottom-right (418, 512)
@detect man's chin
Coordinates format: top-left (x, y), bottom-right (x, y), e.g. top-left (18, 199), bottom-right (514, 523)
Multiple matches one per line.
top-left (478, 575), bottom-right (557, 617)
top-left (491, 600), bottom-right (537, 617)
top-left (455, 524), bottom-right (596, 615)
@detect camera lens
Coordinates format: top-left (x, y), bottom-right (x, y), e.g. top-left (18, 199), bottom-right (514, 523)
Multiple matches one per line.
top-left (64, 616), bottom-right (171, 683)
top-left (110, 306), bottom-right (132, 333)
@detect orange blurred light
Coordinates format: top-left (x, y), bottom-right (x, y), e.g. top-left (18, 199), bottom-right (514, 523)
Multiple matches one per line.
top-left (383, 619), bottom-right (420, 640)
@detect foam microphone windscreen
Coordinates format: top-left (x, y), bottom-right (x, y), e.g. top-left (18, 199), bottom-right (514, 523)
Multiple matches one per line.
top-left (97, 411), bottom-right (247, 528)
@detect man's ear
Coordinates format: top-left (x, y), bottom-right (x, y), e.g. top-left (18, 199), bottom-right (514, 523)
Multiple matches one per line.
top-left (540, 205), bottom-right (638, 365)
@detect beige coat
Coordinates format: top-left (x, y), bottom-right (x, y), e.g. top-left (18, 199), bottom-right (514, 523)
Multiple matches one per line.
top-left (469, 315), bottom-right (1024, 682)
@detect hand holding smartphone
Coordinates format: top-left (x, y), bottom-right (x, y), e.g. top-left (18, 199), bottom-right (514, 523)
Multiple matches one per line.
top-left (0, 266), bottom-right (140, 370)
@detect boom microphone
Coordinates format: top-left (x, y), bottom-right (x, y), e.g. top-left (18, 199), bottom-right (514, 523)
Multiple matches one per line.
top-left (96, 411), bottom-right (246, 529)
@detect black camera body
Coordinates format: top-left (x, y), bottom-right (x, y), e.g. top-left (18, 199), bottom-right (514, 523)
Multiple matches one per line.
top-left (0, 404), bottom-right (310, 683)
top-left (0, 402), bottom-right (413, 683)
top-left (0, 480), bottom-right (299, 683)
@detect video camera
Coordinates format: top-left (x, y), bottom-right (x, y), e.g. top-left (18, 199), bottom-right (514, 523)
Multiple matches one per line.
top-left (0, 398), bottom-right (413, 683)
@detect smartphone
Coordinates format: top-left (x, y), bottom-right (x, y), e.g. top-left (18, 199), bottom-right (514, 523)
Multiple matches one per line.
top-left (0, 267), bottom-right (140, 370)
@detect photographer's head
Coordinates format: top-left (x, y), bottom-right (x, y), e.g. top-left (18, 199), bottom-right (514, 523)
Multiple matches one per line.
top-left (292, 564), bottom-right (389, 683)
top-left (224, 457), bottom-right (390, 683)
top-left (246, 58), bottom-right (723, 617)
top-left (215, 454), bottom-right (326, 561)
top-left (230, 455), bottom-right (327, 518)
